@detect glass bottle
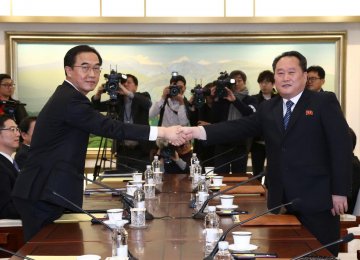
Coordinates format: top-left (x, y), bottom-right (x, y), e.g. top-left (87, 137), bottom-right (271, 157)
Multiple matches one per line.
top-left (151, 155), bottom-right (161, 172)
top-left (214, 241), bottom-right (233, 260)
top-left (190, 153), bottom-right (199, 178)
top-left (192, 160), bottom-right (202, 187)
top-left (204, 206), bottom-right (220, 257)
top-left (133, 184), bottom-right (145, 209)
top-left (112, 220), bottom-right (129, 258)
top-left (144, 165), bottom-right (154, 184)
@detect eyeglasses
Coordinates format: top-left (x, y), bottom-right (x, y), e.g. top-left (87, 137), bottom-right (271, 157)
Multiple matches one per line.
top-left (307, 77), bottom-right (321, 82)
top-left (0, 83), bottom-right (15, 88)
top-left (0, 127), bottom-right (20, 133)
top-left (73, 65), bottom-right (102, 74)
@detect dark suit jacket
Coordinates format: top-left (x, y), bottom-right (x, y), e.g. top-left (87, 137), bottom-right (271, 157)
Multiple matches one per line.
top-left (0, 154), bottom-right (20, 218)
top-left (204, 89), bottom-right (352, 213)
top-left (14, 143), bottom-right (30, 170)
top-left (92, 92), bottom-right (152, 154)
top-left (12, 81), bottom-right (150, 211)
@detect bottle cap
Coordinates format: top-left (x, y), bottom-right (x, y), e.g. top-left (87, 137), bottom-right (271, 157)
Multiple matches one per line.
top-left (218, 241), bottom-right (229, 250)
top-left (154, 155), bottom-right (158, 160)
top-left (193, 153), bottom-right (197, 156)
top-left (146, 165), bottom-right (151, 169)
top-left (208, 206), bottom-right (216, 212)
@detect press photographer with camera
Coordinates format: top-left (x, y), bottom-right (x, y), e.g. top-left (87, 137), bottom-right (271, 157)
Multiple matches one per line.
top-left (92, 73), bottom-right (153, 172)
top-left (149, 72), bottom-right (192, 174)
top-left (155, 139), bottom-right (189, 174)
top-left (210, 70), bottom-right (258, 174)
top-left (0, 74), bottom-right (28, 124)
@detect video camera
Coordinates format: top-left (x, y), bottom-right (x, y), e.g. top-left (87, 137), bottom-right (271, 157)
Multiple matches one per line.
top-left (213, 71), bottom-right (235, 99)
top-left (103, 69), bottom-right (127, 100)
top-left (190, 84), bottom-right (211, 108)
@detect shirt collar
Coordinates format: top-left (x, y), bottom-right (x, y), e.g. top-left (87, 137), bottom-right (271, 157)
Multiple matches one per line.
top-left (282, 91), bottom-right (303, 107)
top-left (0, 152), bottom-right (14, 164)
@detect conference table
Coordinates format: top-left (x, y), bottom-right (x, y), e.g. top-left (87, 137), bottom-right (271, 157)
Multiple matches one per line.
top-left (10, 173), bottom-right (335, 259)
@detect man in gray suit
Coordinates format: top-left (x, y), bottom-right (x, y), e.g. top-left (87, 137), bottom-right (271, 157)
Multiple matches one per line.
top-left (12, 45), bottom-right (183, 241)
top-left (182, 51), bottom-right (352, 256)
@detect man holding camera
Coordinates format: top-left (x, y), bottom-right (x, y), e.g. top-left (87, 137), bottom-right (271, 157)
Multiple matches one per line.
top-left (92, 73), bottom-right (153, 172)
top-left (149, 73), bottom-right (192, 173)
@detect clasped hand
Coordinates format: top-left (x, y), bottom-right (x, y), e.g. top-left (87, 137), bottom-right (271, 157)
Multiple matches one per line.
top-left (163, 126), bottom-right (196, 146)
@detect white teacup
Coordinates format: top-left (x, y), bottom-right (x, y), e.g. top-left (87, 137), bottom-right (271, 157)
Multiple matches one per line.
top-left (212, 176), bottom-right (224, 186)
top-left (107, 208), bottom-right (123, 223)
top-left (133, 173), bottom-right (143, 182)
top-left (204, 167), bottom-right (215, 175)
top-left (232, 231), bottom-right (252, 247)
top-left (220, 195), bottom-right (234, 207)
top-left (126, 184), bottom-right (137, 196)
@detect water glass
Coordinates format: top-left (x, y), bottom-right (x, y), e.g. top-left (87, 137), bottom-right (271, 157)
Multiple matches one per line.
top-left (130, 208), bottom-right (146, 227)
top-left (144, 184), bottom-right (156, 199)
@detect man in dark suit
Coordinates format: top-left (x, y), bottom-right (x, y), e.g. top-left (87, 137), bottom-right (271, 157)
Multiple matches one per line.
top-left (0, 115), bottom-right (21, 219)
top-left (14, 116), bottom-right (37, 170)
top-left (11, 45), bottom-right (184, 242)
top-left (92, 74), bottom-right (152, 172)
top-left (182, 51), bottom-right (352, 256)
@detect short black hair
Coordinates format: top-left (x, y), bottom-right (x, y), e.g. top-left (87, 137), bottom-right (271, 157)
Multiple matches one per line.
top-left (0, 74), bottom-right (11, 84)
top-left (229, 70), bottom-right (247, 83)
top-left (19, 116), bottom-right (37, 133)
top-left (257, 70), bottom-right (274, 84)
top-left (307, 65), bottom-right (326, 79)
top-left (272, 51), bottom-right (307, 72)
top-left (64, 45), bottom-right (102, 76)
top-left (126, 74), bottom-right (138, 86)
top-left (0, 115), bottom-right (14, 129)
top-left (170, 74), bottom-right (186, 85)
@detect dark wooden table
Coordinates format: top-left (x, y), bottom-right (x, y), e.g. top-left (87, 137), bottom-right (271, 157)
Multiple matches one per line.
top-left (10, 174), bottom-right (334, 259)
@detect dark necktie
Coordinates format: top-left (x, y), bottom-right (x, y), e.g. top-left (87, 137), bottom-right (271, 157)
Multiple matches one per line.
top-left (13, 160), bottom-right (20, 172)
top-left (284, 100), bottom-right (294, 130)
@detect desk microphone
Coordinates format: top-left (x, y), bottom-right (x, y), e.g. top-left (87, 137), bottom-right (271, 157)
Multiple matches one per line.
top-left (204, 199), bottom-right (301, 260)
top-left (200, 147), bottom-right (235, 167)
top-left (52, 191), bottom-right (138, 260)
top-left (192, 171), bottom-right (266, 219)
top-left (0, 246), bottom-right (34, 260)
top-left (84, 176), bottom-right (154, 221)
top-left (292, 233), bottom-right (355, 260)
top-left (191, 154), bottom-right (249, 193)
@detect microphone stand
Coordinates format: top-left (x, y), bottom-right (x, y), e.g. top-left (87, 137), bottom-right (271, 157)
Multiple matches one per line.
top-left (192, 172), bottom-right (265, 219)
top-left (84, 176), bottom-right (154, 220)
top-left (204, 199), bottom-right (298, 260)
top-left (292, 233), bottom-right (355, 260)
top-left (0, 246), bottom-right (34, 260)
top-left (52, 191), bottom-right (138, 260)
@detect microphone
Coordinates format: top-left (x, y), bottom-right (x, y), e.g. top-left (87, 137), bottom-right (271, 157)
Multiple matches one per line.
top-left (200, 147), bottom-right (235, 167)
top-left (191, 153), bottom-right (249, 193)
top-left (204, 199), bottom-right (301, 260)
top-left (192, 171), bottom-right (266, 219)
top-left (52, 191), bottom-right (138, 260)
top-left (292, 233), bottom-right (355, 260)
top-left (84, 176), bottom-right (154, 221)
top-left (0, 246), bottom-right (34, 260)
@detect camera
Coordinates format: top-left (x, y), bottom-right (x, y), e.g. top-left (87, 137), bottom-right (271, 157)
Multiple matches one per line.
top-left (213, 71), bottom-right (235, 99)
top-left (159, 145), bottom-right (176, 164)
top-left (169, 84), bottom-right (181, 97)
top-left (103, 69), bottom-right (127, 100)
top-left (168, 71), bottom-right (183, 97)
top-left (190, 84), bottom-right (211, 108)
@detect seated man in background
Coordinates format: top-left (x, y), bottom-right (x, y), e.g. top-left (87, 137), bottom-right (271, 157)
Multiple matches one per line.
top-left (15, 116), bottom-right (37, 170)
top-left (0, 115), bottom-right (21, 219)
top-left (0, 74), bottom-right (28, 124)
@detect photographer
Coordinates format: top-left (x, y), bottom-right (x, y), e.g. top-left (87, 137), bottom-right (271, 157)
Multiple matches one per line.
top-left (0, 74), bottom-right (28, 124)
top-left (92, 73), bottom-right (153, 172)
top-left (155, 139), bottom-right (189, 174)
top-left (211, 70), bottom-right (258, 174)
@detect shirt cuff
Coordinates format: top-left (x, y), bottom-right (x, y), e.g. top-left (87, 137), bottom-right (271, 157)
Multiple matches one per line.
top-left (198, 126), bottom-right (207, 140)
top-left (149, 126), bottom-right (158, 141)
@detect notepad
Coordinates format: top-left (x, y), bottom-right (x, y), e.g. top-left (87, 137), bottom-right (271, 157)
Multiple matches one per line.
top-left (54, 213), bottom-right (106, 223)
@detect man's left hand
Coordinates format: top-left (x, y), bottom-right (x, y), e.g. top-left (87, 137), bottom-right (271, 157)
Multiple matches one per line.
top-left (331, 195), bottom-right (348, 216)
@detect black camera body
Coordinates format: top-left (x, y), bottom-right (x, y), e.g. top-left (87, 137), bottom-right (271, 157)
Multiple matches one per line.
top-left (213, 71), bottom-right (235, 99)
top-left (169, 84), bottom-right (181, 97)
top-left (160, 145), bottom-right (176, 164)
top-left (103, 69), bottom-right (127, 100)
top-left (191, 84), bottom-right (211, 108)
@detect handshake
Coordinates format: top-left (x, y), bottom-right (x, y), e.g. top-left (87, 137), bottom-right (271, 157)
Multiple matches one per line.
top-left (158, 125), bottom-right (204, 146)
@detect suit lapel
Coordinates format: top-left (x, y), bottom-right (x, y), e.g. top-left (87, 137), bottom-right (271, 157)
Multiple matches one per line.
top-left (286, 89), bottom-right (312, 133)
top-left (273, 97), bottom-right (285, 135)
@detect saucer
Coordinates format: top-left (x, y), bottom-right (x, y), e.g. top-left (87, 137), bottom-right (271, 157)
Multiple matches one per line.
top-left (229, 243), bottom-right (258, 252)
top-left (216, 205), bottom-right (238, 210)
top-left (103, 220), bottom-right (117, 228)
top-left (209, 183), bottom-right (226, 187)
top-left (129, 180), bottom-right (145, 184)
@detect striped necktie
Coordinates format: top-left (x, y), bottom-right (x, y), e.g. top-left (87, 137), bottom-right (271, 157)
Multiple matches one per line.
top-left (13, 160), bottom-right (20, 172)
top-left (284, 100), bottom-right (294, 130)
